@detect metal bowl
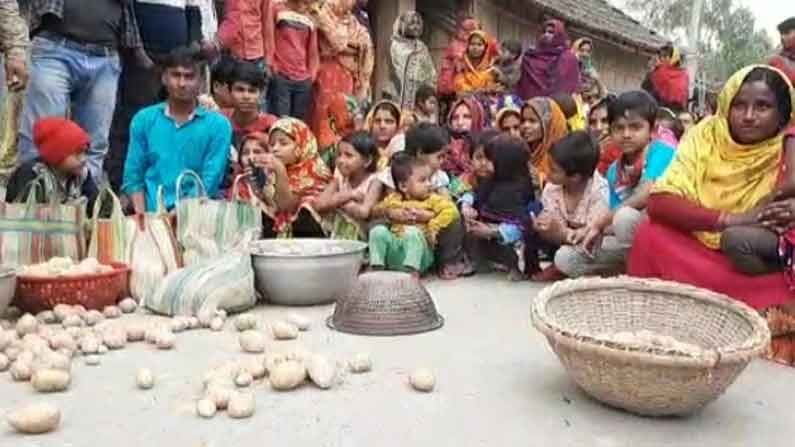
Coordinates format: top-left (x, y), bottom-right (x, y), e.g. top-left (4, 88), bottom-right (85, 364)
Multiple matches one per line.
top-left (0, 266), bottom-right (17, 316)
top-left (250, 239), bottom-right (366, 306)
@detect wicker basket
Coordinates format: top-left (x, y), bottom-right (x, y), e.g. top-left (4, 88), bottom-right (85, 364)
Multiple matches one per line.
top-left (531, 277), bottom-right (771, 417)
top-left (14, 262), bottom-right (131, 313)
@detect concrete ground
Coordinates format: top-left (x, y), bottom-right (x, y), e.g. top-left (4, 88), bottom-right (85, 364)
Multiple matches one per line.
top-left (1, 275), bottom-right (793, 447)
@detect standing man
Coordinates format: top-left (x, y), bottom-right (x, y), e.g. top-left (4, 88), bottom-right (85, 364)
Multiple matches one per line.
top-left (19, 0), bottom-right (149, 182)
top-left (106, 0), bottom-right (206, 192)
top-left (123, 47), bottom-right (231, 215)
top-left (0, 0), bottom-right (30, 93)
top-left (770, 17), bottom-right (795, 84)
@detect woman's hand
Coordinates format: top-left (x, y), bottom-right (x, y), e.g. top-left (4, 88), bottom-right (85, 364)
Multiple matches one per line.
top-left (410, 208), bottom-right (434, 224)
top-left (257, 154), bottom-right (287, 178)
top-left (721, 206), bottom-right (764, 228)
top-left (467, 221), bottom-right (497, 239)
top-left (759, 199), bottom-right (795, 231)
top-left (462, 205), bottom-right (478, 221)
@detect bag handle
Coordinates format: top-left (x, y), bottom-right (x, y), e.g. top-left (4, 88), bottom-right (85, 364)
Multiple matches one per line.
top-left (175, 170), bottom-right (208, 205)
top-left (19, 173), bottom-right (57, 208)
top-left (90, 186), bottom-right (124, 222)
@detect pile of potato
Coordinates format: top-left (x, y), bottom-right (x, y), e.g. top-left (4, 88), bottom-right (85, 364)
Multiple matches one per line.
top-left (2, 305), bottom-right (436, 434)
top-left (17, 257), bottom-right (115, 278)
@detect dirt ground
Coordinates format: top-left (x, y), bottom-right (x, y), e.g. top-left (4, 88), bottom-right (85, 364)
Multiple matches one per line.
top-left (1, 275), bottom-right (792, 447)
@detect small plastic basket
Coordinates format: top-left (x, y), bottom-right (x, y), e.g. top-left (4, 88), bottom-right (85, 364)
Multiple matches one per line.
top-left (14, 262), bottom-right (131, 313)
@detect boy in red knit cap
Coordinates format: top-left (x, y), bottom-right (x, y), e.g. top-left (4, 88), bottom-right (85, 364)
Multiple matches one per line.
top-left (6, 117), bottom-right (98, 208)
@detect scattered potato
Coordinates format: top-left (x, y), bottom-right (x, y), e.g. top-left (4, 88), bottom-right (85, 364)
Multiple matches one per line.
top-left (348, 354), bottom-right (372, 374)
top-left (97, 345), bottom-right (108, 355)
top-left (196, 398), bottom-right (217, 419)
top-left (6, 402), bottom-right (61, 434)
top-left (48, 331), bottom-right (77, 352)
top-left (170, 318), bottom-right (188, 333)
top-left (79, 336), bottom-right (100, 355)
top-left (409, 369), bottom-right (436, 392)
top-left (205, 385), bottom-right (232, 410)
top-left (241, 357), bottom-right (266, 379)
top-left (16, 314), bottom-right (38, 337)
top-left (271, 321), bottom-right (298, 340)
top-left (186, 317), bottom-right (200, 330)
top-left (155, 331), bottom-right (176, 350)
top-left (61, 314), bottom-right (83, 329)
top-left (0, 353), bottom-right (8, 371)
top-left (5, 345), bottom-right (21, 361)
top-left (32, 351), bottom-right (71, 373)
top-left (84, 355), bottom-right (100, 366)
top-left (264, 352), bottom-right (288, 374)
top-left (0, 329), bottom-right (15, 350)
top-left (103, 306), bottom-right (122, 319)
top-left (286, 313), bottom-right (311, 331)
top-left (269, 360), bottom-right (306, 391)
top-left (235, 371), bottom-right (253, 388)
top-left (235, 313), bottom-right (258, 332)
top-left (126, 325), bottom-right (145, 342)
top-left (52, 305), bottom-right (72, 322)
top-left (118, 298), bottom-right (137, 314)
top-left (83, 310), bottom-right (104, 326)
top-left (10, 360), bottom-right (32, 381)
top-left (102, 329), bottom-right (127, 350)
top-left (227, 392), bottom-right (255, 419)
top-left (136, 368), bottom-right (155, 389)
top-left (307, 355), bottom-right (336, 390)
top-left (36, 311), bottom-right (57, 325)
top-left (239, 330), bottom-right (265, 353)
top-left (209, 317), bottom-right (224, 332)
top-left (31, 369), bottom-right (71, 393)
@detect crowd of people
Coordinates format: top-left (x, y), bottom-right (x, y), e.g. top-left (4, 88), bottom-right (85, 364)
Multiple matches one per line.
top-left (0, 3), bottom-right (794, 363)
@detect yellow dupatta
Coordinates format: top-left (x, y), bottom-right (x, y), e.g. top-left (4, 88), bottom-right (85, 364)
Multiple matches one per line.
top-left (653, 65), bottom-right (795, 249)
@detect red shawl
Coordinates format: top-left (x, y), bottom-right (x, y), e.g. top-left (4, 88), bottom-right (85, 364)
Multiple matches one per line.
top-left (443, 96), bottom-right (486, 177)
top-left (648, 63), bottom-right (690, 109)
top-left (517, 19), bottom-right (580, 100)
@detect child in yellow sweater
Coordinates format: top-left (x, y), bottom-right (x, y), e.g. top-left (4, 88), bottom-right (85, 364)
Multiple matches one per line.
top-left (370, 153), bottom-right (459, 275)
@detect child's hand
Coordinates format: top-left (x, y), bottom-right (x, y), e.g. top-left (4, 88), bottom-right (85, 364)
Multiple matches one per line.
top-left (427, 232), bottom-right (437, 247)
top-left (411, 208), bottom-right (434, 223)
top-left (387, 208), bottom-right (412, 223)
top-left (258, 154), bottom-right (286, 177)
top-left (347, 189), bottom-right (365, 203)
top-left (578, 225), bottom-right (604, 257)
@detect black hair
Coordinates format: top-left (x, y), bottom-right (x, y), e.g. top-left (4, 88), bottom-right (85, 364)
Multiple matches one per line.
top-left (341, 131), bottom-right (378, 173)
top-left (588, 93), bottom-right (615, 119)
top-left (229, 61), bottom-right (266, 90)
top-left (415, 84), bottom-right (437, 106)
top-left (741, 66), bottom-right (793, 131)
top-left (500, 39), bottom-right (522, 56)
top-left (608, 90), bottom-right (658, 127)
top-left (550, 131), bottom-right (599, 178)
top-left (551, 92), bottom-right (577, 119)
top-left (404, 123), bottom-right (450, 156)
top-left (778, 17), bottom-right (795, 34)
top-left (659, 43), bottom-right (675, 59)
top-left (497, 108), bottom-right (522, 129)
top-left (390, 152), bottom-right (426, 194)
top-left (576, 38), bottom-right (593, 50)
top-left (484, 135), bottom-right (529, 182)
top-left (372, 101), bottom-right (401, 123)
top-left (162, 46), bottom-right (204, 71)
top-left (211, 55), bottom-right (237, 89)
top-left (471, 129), bottom-right (501, 156)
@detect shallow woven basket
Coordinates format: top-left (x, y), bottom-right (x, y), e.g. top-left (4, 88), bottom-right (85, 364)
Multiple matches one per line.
top-left (531, 276), bottom-right (771, 417)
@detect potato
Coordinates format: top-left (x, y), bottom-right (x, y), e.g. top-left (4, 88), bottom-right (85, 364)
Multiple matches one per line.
top-left (79, 336), bottom-right (100, 355)
top-left (5, 345), bottom-right (21, 361)
top-left (234, 313), bottom-right (258, 332)
top-left (11, 360), bottom-right (32, 381)
top-left (16, 314), bottom-right (38, 337)
top-left (0, 329), bottom-right (16, 350)
top-left (102, 329), bottom-right (127, 350)
top-left (64, 326), bottom-right (82, 339)
top-left (48, 331), bottom-right (77, 352)
top-left (196, 398), bottom-right (217, 419)
top-left (227, 392), bottom-right (255, 419)
top-left (197, 308), bottom-right (215, 328)
top-left (235, 371), bottom-right (253, 388)
top-left (348, 354), bottom-right (372, 374)
top-left (205, 385), bottom-right (232, 410)
top-left (83, 310), bottom-right (104, 327)
top-left (169, 318), bottom-right (187, 333)
top-left (103, 306), bottom-right (122, 319)
top-left (209, 317), bottom-right (224, 332)
top-left (241, 357), bottom-right (266, 379)
top-left (271, 321), bottom-right (298, 340)
top-left (33, 351), bottom-right (71, 373)
top-left (136, 368), bottom-right (155, 389)
top-left (6, 403), bottom-right (61, 434)
top-left (16, 349), bottom-right (35, 365)
top-left (155, 331), bottom-right (176, 350)
top-left (97, 345), bottom-right (108, 355)
top-left (36, 311), bottom-right (57, 325)
top-left (239, 330), bottom-right (265, 353)
top-left (264, 352), bottom-right (289, 374)
top-left (53, 305), bottom-right (72, 323)
top-left (126, 325), bottom-right (145, 342)
top-left (269, 360), bottom-right (306, 391)
top-left (22, 334), bottom-right (50, 354)
top-left (31, 369), bottom-right (71, 393)
top-left (118, 298), bottom-right (137, 314)
top-left (0, 319), bottom-right (11, 330)
top-left (286, 313), bottom-right (311, 331)
top-left (307, 355), bottom-right (336, 390)
top-left (0, 353), bottom-right (8, 371)
top-left (409, 369), bottom-right (436, 392)
top-left (186, 317), bottom-right (200, 330)
top-left (61, 314), bottom-right (84, 328)
top-left (4, 305), bottom-right (21, 320)
top-left (84, 355), bottom-right (100, 366)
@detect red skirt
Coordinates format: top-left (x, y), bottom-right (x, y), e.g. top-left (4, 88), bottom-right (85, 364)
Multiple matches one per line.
top-left (628, 220), bottom-right (794, 310)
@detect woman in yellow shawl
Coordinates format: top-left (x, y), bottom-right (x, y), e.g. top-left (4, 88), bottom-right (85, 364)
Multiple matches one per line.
top-left (364, 100), bottom-right (404, 170)
top-left (520, 97), bottom-right (568, 185)
top-left (628, 65), bottom-right (795, 365)
top-left (453, 30), bottom-right (498, 95)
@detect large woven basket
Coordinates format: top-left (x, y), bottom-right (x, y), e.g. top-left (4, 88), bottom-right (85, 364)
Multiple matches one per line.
top-left (531, 277), bottom-right (771, 417)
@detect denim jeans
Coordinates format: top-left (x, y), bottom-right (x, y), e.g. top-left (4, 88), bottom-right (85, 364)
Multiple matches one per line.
top-left (19, 36), bottom-right (121, 180)
top-left (267, 74), bottom-right (312, 120)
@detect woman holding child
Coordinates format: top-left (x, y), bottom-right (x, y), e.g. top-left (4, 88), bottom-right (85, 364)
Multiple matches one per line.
top-left (628, 65), bottom-right (795, 365)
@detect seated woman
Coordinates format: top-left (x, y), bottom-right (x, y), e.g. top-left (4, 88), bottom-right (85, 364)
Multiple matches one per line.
top-left (254, 118), bottom-right (332, 238)
top-left (628, 65), bottom-right (795, 365)
top-left (520, 97), bottom-right (568, 187)
top-left (311, 131), bottom-right (383, 240)
top-left (453, 30), bottom-right (498, 96)
top-left (496, 107), bottom-right (522, 139)
top-left (365, 100), bottom-right (404, 171)
top-left (7, 117), bottom-right (98, 209)
top-left (445, 96), bottom-right (487, 194)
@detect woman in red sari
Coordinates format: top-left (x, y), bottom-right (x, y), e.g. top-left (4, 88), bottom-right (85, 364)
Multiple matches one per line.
top-left (641, 43), bottom-right (689, 111)
top-left (516, 19), bottom-right (579, 101)
top-left (629, 65), bottom-right (795, 366)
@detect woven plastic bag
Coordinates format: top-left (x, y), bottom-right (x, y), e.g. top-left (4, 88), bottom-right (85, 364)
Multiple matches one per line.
top-left (0, 176), bottom-right (86, 267)
top-left (87, 187), bottom-right (132, 264)
top-left (175, 170), bottom-right (262, 266)
top-left (144, 250), bottom-right (257, 317)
